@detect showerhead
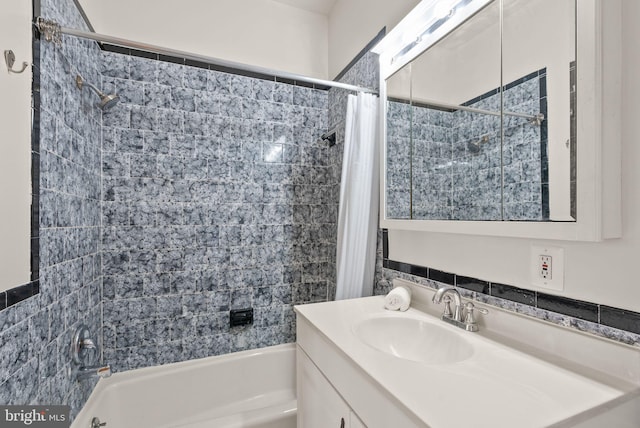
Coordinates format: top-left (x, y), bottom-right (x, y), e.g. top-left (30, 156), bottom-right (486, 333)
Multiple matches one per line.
top-left (320, 131), bottom-right (336, 146)
top-left (98, 93), bottom-right (120, 111)
top-left (75, 75), bottom-right (120, 111)
top-left (467, 135), bottom-right (490, 154)
top-left (467, 140), bottom-right (481, 154)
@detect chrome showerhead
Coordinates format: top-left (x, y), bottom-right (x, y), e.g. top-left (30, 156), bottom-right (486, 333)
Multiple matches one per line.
top-left (468, 135), bottom-right (490, 154)
top-left (75, 74), bottom-right (120, 111)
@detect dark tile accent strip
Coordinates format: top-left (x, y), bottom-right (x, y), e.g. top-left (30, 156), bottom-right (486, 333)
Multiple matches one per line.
top-left (101, 43), bottom-right (331, 91)
top-left (600, 306), bottom-right (640, 335)
top-left (409, 264), bottom-right (427, 278)
top-left (428, 268), bottom-right (455, 285)
top-left (0, 292), bottom-right (6, 311)
top-left (382, 229), bottom-right (388, 259)
top-left (462, 68), bottom-right (545, 108)
top-left (539, 72), bottom-right (550, 220)
top-left (6, 282), bottom-right (38, 307)
top-left (387, 260), bottom-right (400, 271)
top-left (334, 27), bottom-right (386, 82)
top-left (31, 3), bottom-right (41, 282)
top-left (382, 258), bottom-right (640, 338)
top-left (397, 262), bottom-right (413, 275)
top-left (491, 283), bottom-right (535, 306)
top-left (456, 276), bottom-right (489, 294)
top-left (101, 43), bottom-right (130, 56)
top-left (537, 293), bottom-right (599, 323)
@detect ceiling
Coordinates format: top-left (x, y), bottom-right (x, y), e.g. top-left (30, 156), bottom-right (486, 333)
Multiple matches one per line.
top-left (271, 0), bottom-right (338, 15)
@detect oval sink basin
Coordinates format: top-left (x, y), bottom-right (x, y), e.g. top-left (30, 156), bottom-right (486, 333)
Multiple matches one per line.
top-left (353, 316), bottom-right (474, 364)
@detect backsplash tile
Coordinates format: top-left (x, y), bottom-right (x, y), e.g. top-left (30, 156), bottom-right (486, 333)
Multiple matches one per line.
top-left (491, 283), bottom-right (536, 306)
top-left (377, 249), bottom-right (640, 347)
top-left (537, 293), bottom-right (599, 323)
top-left (456, 276), bottom-right (490, 294)
top-left (428, 268), bottom-right (455, 285)
top-left (600, 306), bottom-right (640, 335)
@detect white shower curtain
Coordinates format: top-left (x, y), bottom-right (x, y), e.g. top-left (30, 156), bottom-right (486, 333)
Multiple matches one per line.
top-left (335, 92), bottom-right (379, 300)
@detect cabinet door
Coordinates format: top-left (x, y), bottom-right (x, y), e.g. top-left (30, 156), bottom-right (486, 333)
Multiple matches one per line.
top-left (297, 347), bottom-right (351, 428)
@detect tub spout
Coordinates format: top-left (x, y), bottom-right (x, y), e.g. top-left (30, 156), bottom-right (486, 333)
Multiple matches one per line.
top-left (75, 364), bottom-right (112, 381)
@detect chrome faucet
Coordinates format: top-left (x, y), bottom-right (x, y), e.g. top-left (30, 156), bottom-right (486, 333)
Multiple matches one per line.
top-left (432, 286), bottom-right (488, 332)
top-left (432, 286), bottom-right (463, 321)
top-left (74, 364), bottom-right (112, 381)
top-left (71, 324), bottom-right (112, 381)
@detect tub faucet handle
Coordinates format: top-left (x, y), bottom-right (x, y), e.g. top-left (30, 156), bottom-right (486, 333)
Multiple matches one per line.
top-left (91, 417), bottom-right (106, 428)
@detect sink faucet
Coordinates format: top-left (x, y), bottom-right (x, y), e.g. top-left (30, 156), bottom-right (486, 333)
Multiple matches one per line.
top-left (432, 286), bottom-right (463, 321)
top-left (432, 286), bottom-right (488, 332)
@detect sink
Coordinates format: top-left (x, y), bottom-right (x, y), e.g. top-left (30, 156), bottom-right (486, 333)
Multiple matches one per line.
top-left (353, 315), bottom-right (474, 364)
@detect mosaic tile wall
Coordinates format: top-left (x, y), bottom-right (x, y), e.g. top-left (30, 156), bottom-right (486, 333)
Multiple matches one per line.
top-left (0, 0), bottom-right (103, 417)
top-left (99, 52), bottom-right (332, 371)
top-left (386, 71), bottom-right (547, 220)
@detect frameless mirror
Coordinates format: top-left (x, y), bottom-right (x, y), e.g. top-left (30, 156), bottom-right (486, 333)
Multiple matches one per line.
top-left (384, 0), bottom-right (576, 222)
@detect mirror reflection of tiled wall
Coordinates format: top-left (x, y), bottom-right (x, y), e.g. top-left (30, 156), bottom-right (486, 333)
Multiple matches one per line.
top-left (386, 69), bottom-right (549, 221)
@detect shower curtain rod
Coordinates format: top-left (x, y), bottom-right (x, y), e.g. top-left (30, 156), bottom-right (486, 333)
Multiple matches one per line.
top-left (35, 17), bottom-right (378, 95)
top-left (410, 97), bottom-right (545, 125)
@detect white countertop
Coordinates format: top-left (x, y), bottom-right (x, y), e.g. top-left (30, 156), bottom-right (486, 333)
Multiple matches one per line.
top-left (295, 294), bottom-right (639, 428)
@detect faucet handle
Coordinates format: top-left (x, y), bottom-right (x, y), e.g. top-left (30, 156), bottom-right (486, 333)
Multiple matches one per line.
top-left (463, 302), bottom-right (488, 331)
top-left (442, 295), bottom-right (453, 318)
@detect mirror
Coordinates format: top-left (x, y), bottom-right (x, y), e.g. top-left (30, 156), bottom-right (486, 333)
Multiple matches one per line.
top-left (384, 0), bottom-right (576, 222)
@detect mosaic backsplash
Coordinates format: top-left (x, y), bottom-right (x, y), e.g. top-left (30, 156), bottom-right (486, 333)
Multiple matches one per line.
top-left (386, 70), bottom-right (548, 221)
top-left (375, 231), bottom-right (640, 348)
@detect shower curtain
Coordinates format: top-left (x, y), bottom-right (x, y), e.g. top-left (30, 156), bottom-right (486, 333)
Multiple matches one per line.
top-left (335, 92), bottom-right (379, 300)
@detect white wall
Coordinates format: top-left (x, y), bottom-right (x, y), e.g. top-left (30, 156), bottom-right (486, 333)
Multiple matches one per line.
top-left (328, 0), bottom-right (420, 79)
top-left (0, 0), bottom-right (32, 292)
top-left (388, 1), bottom-right (639, 312)
top-left (77, 0), bottom-right (329, 79)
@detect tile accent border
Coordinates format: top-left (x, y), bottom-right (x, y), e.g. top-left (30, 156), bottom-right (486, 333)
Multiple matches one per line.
top-left (100, 43), bottom-right (331, 91)
top-left (380, 233), bottom-right (640, 346)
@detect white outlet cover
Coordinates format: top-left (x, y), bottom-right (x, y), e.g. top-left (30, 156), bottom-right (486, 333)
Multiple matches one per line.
top-left (530, 245), bottom-right (564, 291)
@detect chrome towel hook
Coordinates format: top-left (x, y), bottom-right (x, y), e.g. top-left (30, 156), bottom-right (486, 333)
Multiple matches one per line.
top-left (4, 50), bottom-right (29, 74)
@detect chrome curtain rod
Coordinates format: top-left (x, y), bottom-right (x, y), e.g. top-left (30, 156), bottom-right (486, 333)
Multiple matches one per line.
top-left (35, 18), bottom-right (378, 95)
top-left (411, 97), bottom-right (545, 125)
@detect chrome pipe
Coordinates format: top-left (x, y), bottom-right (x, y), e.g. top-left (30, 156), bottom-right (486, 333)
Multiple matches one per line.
top-left (409, 97), bottom-right (544, 124)
top-left (35, 18), bottom-right (378, 95)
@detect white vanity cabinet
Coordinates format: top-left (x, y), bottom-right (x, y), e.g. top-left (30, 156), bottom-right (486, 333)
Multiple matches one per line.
top-left (296, 347), bottom-right (366, 428)
top-left (294, 291), bottom-right (640, 428)
top-left (295, 307), bottom-right (428, 428)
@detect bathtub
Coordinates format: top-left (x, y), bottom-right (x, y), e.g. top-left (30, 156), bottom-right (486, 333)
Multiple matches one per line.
top-left (71, 344), bottom-right (296, 428)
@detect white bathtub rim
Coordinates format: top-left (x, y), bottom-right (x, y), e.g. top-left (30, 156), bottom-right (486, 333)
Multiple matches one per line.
top-left (73, 343), bottom-right (296, 428)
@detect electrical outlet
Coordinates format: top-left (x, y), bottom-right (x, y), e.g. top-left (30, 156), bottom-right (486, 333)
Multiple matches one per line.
top-left (539, 255), bottom-right (552, 280)
top-left (531, 245), bottom-right (564, 290)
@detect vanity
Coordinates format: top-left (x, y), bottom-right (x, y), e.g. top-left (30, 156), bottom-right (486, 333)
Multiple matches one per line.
top-left (294, 280), bottom-right (640, 427)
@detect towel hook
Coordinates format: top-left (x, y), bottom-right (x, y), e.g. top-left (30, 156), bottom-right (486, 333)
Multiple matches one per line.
top-left (4, 50), bottom-right (29, 74)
